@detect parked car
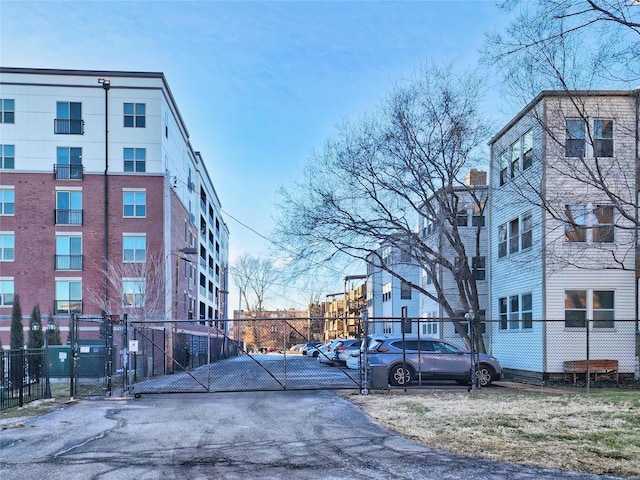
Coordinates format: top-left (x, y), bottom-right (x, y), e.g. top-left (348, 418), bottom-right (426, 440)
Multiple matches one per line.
top-left (334, 339), bottom-right (363, 366)
top-left (290, 343), bottom-right (306, 353)
top-left (317, 339), bottom-right (344, 365)
top-left (366, 335), bottom-right (503, 387)
top-left (345, 350), bottom-right (361, 370)
top-left (301, 342), bottom-right (324, 357)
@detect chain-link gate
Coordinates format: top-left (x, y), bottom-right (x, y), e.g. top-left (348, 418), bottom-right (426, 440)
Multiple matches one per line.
top-left (126, 317), bottom-right (363, 394)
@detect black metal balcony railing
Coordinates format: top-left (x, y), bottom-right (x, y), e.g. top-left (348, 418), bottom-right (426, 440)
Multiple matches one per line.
top-left (54, 164), bottom-right (84, 180)
top-left (55, 209), bottom-right (83, 225)
top-left (54, 300), bottom-right (82, 314)
top-left (54, 118), bottom-right (85, 135)
top-left (55, 254), bottom-right (83, 271)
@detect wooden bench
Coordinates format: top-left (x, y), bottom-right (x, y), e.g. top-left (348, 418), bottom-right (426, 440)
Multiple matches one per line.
top-left (563, 359), bottom-right (619, 383)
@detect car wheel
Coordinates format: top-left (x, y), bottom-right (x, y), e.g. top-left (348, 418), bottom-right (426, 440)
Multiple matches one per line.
top-left (312, 351), bottom-right (319, 358)
top-left (476, 365), bottom-right (495, 387)
top-left (389, 364), bottom-right (413, 386)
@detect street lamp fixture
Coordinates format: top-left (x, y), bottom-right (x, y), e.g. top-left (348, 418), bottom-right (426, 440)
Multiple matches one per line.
top-left (44, 318), bottom-right (56, 399)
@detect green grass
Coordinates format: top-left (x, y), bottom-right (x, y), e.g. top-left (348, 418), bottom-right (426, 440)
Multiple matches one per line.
top-left (344, 387), bottom-right (640, 479)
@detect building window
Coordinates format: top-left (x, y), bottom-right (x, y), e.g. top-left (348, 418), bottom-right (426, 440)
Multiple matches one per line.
top-left (499, 150), bottom-right (509, 186)
top-left (522, 213), bottom-right (532, 249)
top-left (522, 130), bottom-right (533, 170)
top-left (0, 99), bottom-right (15, 124)
top-left (472, 203), bottom-right (485, 227)
top-left (400, 281), bottom-right (412, 299)
top-left (124, 148), bottom-right (146, 173)
top-left (123, 235), bottom-right (146, 262)
top-left (124, 103), bottom-right (146, 128)
top-left (565, 204), bottom-right (614, 243)
top-left (56, 190), bottom-right (83, 225)
top-left (0, 279), bottom-right (14, 306)
top-left (509, 219), bottom-right (519, 254)
top-left (499, 294), bottom-right (532, 330)
top-left (55, 280), bottom-right (82, 314)
top-left (0, 233), bottom-right (14, 261)
top-left (594, 120), bottom-right (613, 157)
top-left (522, 293), bottom-right (532, 329)
top-left (0, 188), bottom-right (15, 215)
top-left (0, 145), bottom-right (15, 169)
top-left (498, 224), bottom-right (507, 258)
top-left (123, 190), bottom-right (146, 217)
top-left (499, 297), bottom-right (507, 329)
top-left (565, 290), bottom-right (615, 329)
top-left (510, 139), bottom-right (521, 178)
top-left (123, 279), bottom-right (146, 307)
top-left (421, 318), bottom-right (439, 337)
top-left (55, 147), bottom-right (83, 179)
top-left (592, 290), bottom-right (614, 328)
top-left (382, 282), bottom-right (392, 302)
top-left (565, 119), bottom-right (586, 157)
top-left (472, 256), bottom-right (485, 281)
top-left (456, 205), bottom-right (468, 226)
top-left (565, 290), bottom-right (587, 328)
top-left (55, 101), bottom-right (84, 134)
top-left (55, 235), bottom-right (83, 270)
top-left (593, 205), bottom-right (614, 243)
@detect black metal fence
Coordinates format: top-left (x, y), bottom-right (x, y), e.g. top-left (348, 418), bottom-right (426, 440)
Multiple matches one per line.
top-left (0, 348), bottom-right (47, 410)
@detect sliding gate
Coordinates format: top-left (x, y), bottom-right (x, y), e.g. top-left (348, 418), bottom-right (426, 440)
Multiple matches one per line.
top-left (127, 317), bottom-right (362, 395)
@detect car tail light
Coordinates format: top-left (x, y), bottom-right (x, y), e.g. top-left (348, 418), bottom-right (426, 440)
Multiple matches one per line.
top-left (377, 348), bottom-right (389, 353)
top-left (336, 347), bottom-right (345, 353)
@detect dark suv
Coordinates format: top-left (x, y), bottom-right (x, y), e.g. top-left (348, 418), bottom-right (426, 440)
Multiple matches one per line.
top-left (367, 335), bottom-right (503, 387)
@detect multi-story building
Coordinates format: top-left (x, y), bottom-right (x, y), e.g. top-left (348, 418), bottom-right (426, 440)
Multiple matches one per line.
top-left (323, 279), bottom-right (366, 340)
top-left (366, 241), bottom-right (421, 335)
top-left (0, 67), bottom-right (229, 346)
top-left (418, 169), bottom-right (489, 349)
top-left (489, 90), bottom-right (638, 380)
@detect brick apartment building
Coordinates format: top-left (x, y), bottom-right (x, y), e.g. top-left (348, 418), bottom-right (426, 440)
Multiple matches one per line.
top-left (0, 67), bottom-right (229, 347)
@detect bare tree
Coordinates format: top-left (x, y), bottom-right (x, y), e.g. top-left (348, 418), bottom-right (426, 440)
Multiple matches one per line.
top-left (230, 254), bottom-right (281, 350)
top-left (484, 0), bottom-right (639, 105)
top-left (484, 2), bottom-right (639, 274)
top-left (85, 249), bottom-right (168, 321)
top-left (275, 63), bottom-right (491, 351)
top-left (230, 254), bottom-right (280, 312)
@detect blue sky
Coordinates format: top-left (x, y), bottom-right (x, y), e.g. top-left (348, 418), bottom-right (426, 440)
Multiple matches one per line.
top-left (1, 0), bottom-right (512, 309)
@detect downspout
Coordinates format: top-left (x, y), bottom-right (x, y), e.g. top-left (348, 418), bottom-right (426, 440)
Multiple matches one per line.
top-left (99, 78), bottom-right (111, 314)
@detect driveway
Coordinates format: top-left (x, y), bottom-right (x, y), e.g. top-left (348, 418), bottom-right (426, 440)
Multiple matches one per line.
top-left (0, 390), bottom-right (624, 480)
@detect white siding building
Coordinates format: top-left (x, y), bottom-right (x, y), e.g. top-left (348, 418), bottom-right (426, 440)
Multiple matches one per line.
top-left (489, 90), bottom-right (638, 380)
top-left (418, 174), bottom-right (489, 350)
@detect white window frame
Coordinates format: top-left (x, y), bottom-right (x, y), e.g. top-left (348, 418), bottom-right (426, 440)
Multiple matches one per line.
top-left (0, 277), bottom-right (14, 306)
top-left (0, 187), bottom-right (15, 215)
top-left (123, 233), bottom-right (146, 262)
top-left (123, 189), bottom-right (147, 218)
top-left (0, 232), bottom-right (14, 261)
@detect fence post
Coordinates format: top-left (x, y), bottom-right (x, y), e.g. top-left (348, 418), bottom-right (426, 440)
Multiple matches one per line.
top-left (69, 313), bottom-right (76, 400)
top-left (586, 320), bottom-right (590, 393)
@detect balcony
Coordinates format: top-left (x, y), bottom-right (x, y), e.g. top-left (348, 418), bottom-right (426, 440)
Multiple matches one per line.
top-left (54, 164), bottom-right (84, 180)
top-left (54, 300), bottom-right (82, 314)
top-left (55, 254), bottom-right (83, 271)
top-left (55, 209), bottom-right (83, 225)
top-left (54, 118), bottom-right (85, 135)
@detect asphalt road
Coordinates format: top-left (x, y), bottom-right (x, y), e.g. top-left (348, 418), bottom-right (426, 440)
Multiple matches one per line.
top-left (0, 390), bottom-right (626, 480)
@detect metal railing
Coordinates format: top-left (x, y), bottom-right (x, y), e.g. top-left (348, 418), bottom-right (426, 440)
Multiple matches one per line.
top-left (54, 118), bottom-right (85, 135)
top-left (54, 163), bottom-right (84, 180)
top-left (55, 209), bottom-right (83, 225)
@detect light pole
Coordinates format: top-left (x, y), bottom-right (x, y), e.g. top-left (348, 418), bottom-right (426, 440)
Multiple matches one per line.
top-left (44, 318), bottom-right (55, 399)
